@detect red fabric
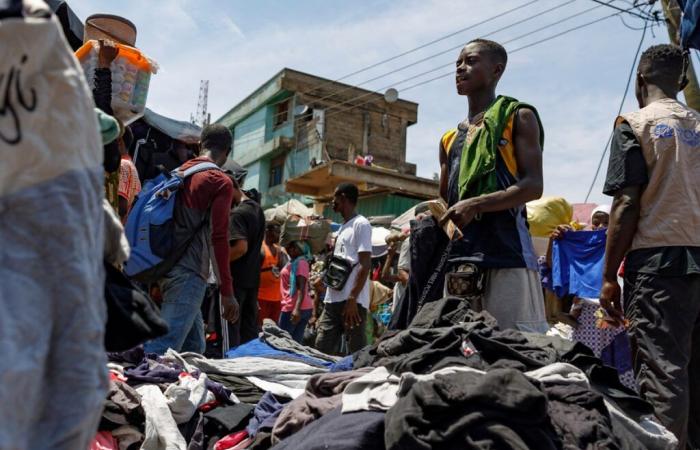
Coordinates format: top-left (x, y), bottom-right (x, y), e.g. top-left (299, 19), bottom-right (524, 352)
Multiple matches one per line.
top-left (90, 431), bottom-right (119, 450)
top-left (179, 157), bottom-right (234, 296)
top-left (258, 298), bottom-right (282, 327)
top-left (199, 400), bottom-right (220, 413)
top-left (214, 430), bottom-right (248, 450)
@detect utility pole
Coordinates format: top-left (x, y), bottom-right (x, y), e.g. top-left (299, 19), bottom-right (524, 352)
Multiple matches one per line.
top-left (661, 0), bottom-right (700, 110)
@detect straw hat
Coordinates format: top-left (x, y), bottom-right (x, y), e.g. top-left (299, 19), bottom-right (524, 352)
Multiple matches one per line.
top-left (84, 14), bottom-right (137, 46)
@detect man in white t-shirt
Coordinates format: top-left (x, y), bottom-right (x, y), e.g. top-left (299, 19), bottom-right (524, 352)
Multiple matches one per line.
top-left (316, 183), bottom-right (372, 354)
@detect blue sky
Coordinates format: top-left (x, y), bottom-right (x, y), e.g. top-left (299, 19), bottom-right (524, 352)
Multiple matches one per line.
top-left (68, 0), bottom-right (674, 205)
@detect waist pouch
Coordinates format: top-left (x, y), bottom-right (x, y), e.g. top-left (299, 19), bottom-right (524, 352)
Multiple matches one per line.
top-left (323, 255), bottom-right (356, 291)
top-left (445, 262), bottom-right (486, 299)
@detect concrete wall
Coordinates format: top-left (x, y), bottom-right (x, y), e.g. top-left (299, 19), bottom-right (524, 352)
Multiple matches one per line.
top-left (232, 107), bottom-right (266, 165)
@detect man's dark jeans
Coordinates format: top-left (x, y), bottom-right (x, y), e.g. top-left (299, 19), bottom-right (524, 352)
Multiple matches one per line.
top-left (227, 286), bottom-right (259, 349)
top-left (315, 301), bottom-right (367, 356)
top-left (624, 272), bottom-right (700, 449)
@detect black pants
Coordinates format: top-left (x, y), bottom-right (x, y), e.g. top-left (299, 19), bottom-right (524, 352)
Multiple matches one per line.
top-left (624, 272), bottom-right (700, 449)
top-left (315, 301), bottom-right (367, 356)
top-left (227, 286), bottom-right (259, 349)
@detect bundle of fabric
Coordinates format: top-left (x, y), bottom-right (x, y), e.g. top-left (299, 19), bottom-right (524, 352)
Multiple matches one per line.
top-left (262, 298), bottom-right (677, 450)
top-left (93, 323), bottom-right (347, 449)
top-left (94, 309), bottom-right (676, 450)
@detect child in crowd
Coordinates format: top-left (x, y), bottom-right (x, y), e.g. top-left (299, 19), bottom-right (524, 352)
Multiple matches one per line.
top-left (279, 240), bottom-right (314, 343)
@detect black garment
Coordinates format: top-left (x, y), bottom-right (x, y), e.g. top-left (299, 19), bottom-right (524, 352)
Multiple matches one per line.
top-left (203, 403), bottom-right (255, 442)
top-left (107, 345), bottom-right (146, 367)
top-left (603, 122), bottom-right (649, 196)
top-left (179, 411), bottom-right (205, 450)
top-left (603, 122), bottom-right (700, 275)
top-left (206, 373), bottom-right (265, 404)
top-left (542, 382), bottom-right (620, 450)
top-left (385, 369), bottom-right (561, 450)
top-left (93, 68), bottom-right (121, 173)
top-left (229, 199), bottom-right (265, 289)
top-left (624, 246), bottom-right (700, 276)
top-left (100, 380), bottom-right (145, 431)
top-left (104, 262), bottom-right (169, 352)
top-left (0, 0), bottom-right (21, 18)
top-left (227, 286), bottom-right (259, 347)
top-left (408, 295), bottom-right (498, 329)
top-left (624, 271), bottom-right (700, 449)
top-left (369, 298), bottom-right (556, 374)
top-left (389, 216), bottom-right (450, 330)
top-left (270, 407), bottom-right (385, 450)
top-left (524, 333), bottom-right (655, 421)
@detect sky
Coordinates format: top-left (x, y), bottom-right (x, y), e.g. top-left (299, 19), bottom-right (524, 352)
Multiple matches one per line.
top-left (68, 0), bottom-right (674, 205)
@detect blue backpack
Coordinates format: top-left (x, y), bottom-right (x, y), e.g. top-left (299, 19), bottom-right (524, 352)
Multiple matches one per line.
top-left (124, 162), bottom-right (221, 282)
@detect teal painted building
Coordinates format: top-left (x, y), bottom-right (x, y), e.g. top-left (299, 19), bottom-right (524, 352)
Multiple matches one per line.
top-left (217, 68), bottom-right (438, 216)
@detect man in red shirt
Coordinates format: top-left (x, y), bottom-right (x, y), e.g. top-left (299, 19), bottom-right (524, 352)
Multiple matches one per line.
top-left (144, 125), bottom-right (238, 355)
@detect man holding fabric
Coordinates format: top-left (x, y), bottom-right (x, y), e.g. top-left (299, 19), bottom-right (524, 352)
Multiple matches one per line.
top-left (439, 39), bottom-right (548, 333)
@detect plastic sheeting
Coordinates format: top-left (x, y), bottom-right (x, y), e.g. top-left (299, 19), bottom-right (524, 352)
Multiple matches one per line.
top-left (142, 108), bottom-right (202, 144)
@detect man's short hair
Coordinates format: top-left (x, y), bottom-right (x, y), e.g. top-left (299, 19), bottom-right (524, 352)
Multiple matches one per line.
top-left (467, 38), bottom-right (508, 67)
top-left (638, 44), bottom-right (685, 90)
top-left (266, 222), bottom-right (281, 232)
top-left (335, 182), bottom-right (359, 205)
top-left (201, 124), bottom-right (233, 157)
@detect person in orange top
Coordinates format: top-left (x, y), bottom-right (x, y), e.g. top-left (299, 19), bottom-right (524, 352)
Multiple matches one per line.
top-left (258, 222), bottom-right (285, 326)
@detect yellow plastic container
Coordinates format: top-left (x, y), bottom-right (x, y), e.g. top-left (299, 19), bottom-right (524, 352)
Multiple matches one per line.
top-left (76, 40), bottom-right (158, 125)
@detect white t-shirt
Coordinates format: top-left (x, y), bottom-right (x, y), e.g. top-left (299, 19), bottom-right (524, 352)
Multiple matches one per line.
top-left (325, 215), bottom-right (372, 308)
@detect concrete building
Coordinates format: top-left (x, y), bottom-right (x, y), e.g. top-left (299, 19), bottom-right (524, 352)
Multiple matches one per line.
top-left (216, 68), bottom-right (438, 216)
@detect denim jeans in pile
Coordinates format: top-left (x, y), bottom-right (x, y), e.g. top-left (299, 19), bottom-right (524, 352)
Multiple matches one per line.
top-left (145, 264), bottom-right (208, 355)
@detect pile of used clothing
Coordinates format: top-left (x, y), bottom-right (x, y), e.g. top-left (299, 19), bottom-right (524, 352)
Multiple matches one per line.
top-left (96, 299), bottom-right (678, 450)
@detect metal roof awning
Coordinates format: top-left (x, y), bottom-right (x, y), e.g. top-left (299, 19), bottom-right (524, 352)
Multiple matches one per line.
top-left (285, 160), bottom-right (438, 200)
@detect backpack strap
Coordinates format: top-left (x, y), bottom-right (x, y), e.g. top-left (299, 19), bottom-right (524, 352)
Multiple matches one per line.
top-left (180, 162), bottom-right (221, 178)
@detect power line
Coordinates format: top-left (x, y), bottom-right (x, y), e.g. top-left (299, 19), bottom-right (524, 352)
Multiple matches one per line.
top-left (583, 18), bottom-right (648, 203)
top-left (589, 0), bottom-right (658, 21)
top-left (232, 1), bottom-right (646, 148)
top-left (229, 1), bottom-right (561, 136)
top-left (321, 8), bottom-right (631, 124)
top-left (306, 0), bottom-right (578, 108)
top-left (295, 0), bottom-right (538, 98)
top-left (230, 0), bottom-right (618, 140)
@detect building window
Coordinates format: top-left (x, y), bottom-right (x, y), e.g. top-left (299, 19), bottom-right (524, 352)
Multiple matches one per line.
top-left (269, 155), bottom-right (285, 187)
top-left (273, 99), bottom-right (290, 128)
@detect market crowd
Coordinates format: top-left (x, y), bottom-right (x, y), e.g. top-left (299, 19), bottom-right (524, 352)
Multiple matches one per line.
top-left (2, 3), bottom-right (699, 450)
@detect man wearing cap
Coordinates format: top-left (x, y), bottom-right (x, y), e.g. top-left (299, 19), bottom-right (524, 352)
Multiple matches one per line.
top-left (225, 160), bottom-right (266, 348)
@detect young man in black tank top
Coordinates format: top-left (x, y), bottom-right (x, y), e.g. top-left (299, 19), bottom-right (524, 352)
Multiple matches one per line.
top-left (438, 39), bottom-right (548, 333)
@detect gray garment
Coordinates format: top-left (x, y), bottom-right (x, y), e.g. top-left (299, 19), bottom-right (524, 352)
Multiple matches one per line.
top-left (342, 366), bottom-right (485, 414)
top-left (341, 366), bottom-right (399, 413)
top-left (180, 352), bottom-right (325, 399)
top-left (525, 362), bottom-right (678, 450)
top-left (623, 271), bottom-right (700, 449)
top-left (111, 426), bottom-right (144, 450)
top-left (605, 399), bottom-right (678, 450)
top-left (524, 362), bottom-right (590, 387)
top-left (136, 385), bottom-right (188, 450)
top-left (482, 268), bottom-right (549, 333)
top-left (104, 198), bottom-right (130, 266)
top-left (261, 319), bottom-right (341, 363)
top-left (392, 238), bottom-right (411, 309)
top-left (0, 168), bottom-right (108, 450)
top-left (164, 373), bottom-right (214, 424)
top-left (315, 301), bottom-right (368, 356)
top-left (271, 369), bottom-right (372, 444)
